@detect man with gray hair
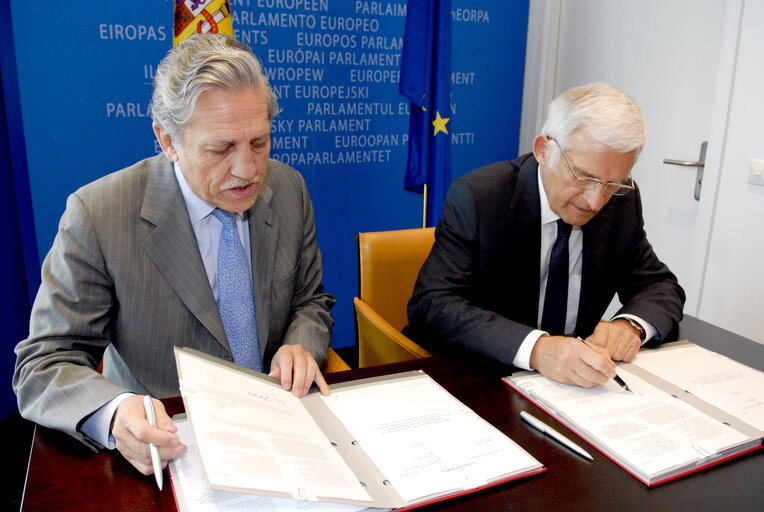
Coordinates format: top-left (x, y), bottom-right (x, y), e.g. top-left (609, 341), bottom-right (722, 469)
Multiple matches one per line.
top-left (407, 82), bottom-right (685, 387)
top-left (14, 34), bottom-right (334, 476)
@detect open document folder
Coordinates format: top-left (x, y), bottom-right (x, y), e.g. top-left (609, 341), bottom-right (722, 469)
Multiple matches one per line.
top-left (504, 340), bottom-right (763, 486)
top-left (174, 347), bottom-right (544, 510)
top-left (170, 417), bottom-right (369, 512)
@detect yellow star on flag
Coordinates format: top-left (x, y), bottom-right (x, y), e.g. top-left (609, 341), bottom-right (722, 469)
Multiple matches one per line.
top-left (432, 110), bottom-right (450, 136)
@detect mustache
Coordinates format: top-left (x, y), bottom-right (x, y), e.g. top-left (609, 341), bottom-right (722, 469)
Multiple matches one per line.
top-left (221, 175), bottom-right (261, 190)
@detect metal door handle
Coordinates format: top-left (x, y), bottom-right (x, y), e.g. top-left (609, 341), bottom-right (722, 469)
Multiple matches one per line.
top-left (662, 141), bottom-right (707, 201)
top-left (662, 158), bottom-right (705, 167)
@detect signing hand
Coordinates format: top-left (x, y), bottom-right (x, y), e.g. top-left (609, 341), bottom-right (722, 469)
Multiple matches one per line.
top-left (529, 335), bottom-right (616, 388)
top-left (269, 344), bottom-right (330, 397)
top-left (111, 395), bottom-right (187, 476)
top-left (585, 320), bottom-right (642, 362)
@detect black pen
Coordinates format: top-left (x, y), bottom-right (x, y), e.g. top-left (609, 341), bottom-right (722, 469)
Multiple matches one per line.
top-left (577, 337), bottom-right (633, 393)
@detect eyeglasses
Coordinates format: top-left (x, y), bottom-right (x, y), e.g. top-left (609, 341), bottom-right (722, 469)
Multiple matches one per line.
top-left (550, 138), bottom-right (635, 196)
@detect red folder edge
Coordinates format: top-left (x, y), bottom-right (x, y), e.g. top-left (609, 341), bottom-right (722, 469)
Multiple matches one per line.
top-left (167, 434), bottom-right (547, 510)
top-left (502, 376), bottom-right (763, 487)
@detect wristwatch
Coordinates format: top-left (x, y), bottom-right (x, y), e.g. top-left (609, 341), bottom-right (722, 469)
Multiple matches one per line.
top-left (621, 317), bottom-right (646, 341)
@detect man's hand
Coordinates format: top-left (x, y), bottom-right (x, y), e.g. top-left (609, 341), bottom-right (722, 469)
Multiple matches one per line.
top-left (269, 344), bottom-right (330, 397)
top-left (112, 395), bottom-right (187, 476)
top-left (586, 320), bottom-right (641, 362)
top-left (529, 335), bottom-right (616, 388)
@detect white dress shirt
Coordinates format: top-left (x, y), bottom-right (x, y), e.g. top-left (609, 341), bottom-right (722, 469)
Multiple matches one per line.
top-left (173, 162), bottom-right (252, 298)
top-left (511, 167), bottom-right (654, 370)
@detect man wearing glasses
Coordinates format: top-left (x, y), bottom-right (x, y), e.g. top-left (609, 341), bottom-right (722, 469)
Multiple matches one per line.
top-left (406, 82), bottom-right (685, 388)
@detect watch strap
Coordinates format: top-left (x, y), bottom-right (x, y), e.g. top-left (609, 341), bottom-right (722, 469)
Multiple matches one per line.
top-left (622, 317), bottom-right (646, 341)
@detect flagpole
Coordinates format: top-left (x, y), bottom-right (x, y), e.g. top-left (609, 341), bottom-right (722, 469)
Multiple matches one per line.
top-left (422, 184), bottom-right (428, 228)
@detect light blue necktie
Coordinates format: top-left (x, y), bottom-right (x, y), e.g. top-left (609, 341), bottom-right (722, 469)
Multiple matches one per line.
top-left (211, 208), bottom-right (262, 371)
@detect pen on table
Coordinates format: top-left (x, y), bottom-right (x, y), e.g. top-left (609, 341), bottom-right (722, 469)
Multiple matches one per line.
top-left (577, 336), bottom-right (633, 393)
top-left (143, 395), bottom-right (164, 490)
top-left (520, 410), bottom-right (593, 461)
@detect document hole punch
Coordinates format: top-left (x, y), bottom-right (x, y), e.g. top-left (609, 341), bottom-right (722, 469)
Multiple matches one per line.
top-left (351, 440), bottom-right (359, 446)
top-left (359, 481), bottom-right (367, 488)
top-left (330, 441), bottom-right (337, 446)
top-left (382, 480), bottom-right (391, 486)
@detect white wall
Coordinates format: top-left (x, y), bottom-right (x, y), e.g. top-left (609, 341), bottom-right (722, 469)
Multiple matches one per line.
top-left (697, 0), bottom-right (764, 344)
top-left (521, 0), bottom-right (764, 344)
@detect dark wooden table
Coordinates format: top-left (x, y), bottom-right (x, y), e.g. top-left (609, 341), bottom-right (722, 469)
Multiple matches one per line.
top-left (21, 315), bottom-right (763, 511)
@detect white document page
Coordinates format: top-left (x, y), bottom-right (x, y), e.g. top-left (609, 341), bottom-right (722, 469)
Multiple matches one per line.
top-left (321, 374), bottom-right (541, 503)
top-left (633, 344), bottom-right (764, 432)
top-left (176, 350), bottom-right (372, 503)
top-left (512, 369), bottom-right (751, 479)
top-left (169, 419), bottom-right (367, 512)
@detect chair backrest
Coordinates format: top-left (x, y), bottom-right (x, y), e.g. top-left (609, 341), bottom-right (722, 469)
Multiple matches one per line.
top-left (357, 227), bottom-right (436, 331)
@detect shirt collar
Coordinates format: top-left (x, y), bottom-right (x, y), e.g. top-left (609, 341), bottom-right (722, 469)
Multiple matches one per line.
top-left (173, 162), bottom-right (217, 223)
top-left (537, 165), bottom-right (559, 226)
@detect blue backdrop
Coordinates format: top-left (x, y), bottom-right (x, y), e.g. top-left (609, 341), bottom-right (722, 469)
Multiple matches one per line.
top-left (4, 0), bottom-right (528, 379)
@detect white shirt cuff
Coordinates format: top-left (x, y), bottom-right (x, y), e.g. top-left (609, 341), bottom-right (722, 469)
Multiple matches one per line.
top-left (80, 393), bottom-right (134, 449)
top-left (512, 329), bottom-right (547, 370)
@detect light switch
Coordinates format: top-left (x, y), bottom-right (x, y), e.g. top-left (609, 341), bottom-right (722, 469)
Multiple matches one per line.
top-left (749, 159), bottom-right (764, 186)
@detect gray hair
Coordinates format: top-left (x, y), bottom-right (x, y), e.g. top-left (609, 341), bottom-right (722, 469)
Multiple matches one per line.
top-left (151, 33), bottom-right (279, 143)
top-left (540, 82), bottom-right (646, 167)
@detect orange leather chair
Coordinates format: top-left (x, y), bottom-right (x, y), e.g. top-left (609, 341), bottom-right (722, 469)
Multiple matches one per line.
top-left (355, 228), bottom-right (435, 367)
top-left (325, 348), bottom-right (351, 373)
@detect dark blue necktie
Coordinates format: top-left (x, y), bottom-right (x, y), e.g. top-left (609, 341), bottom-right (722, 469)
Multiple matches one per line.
top-left (211, 208), bottom-right (262, 371)
top-left (541, 219), bottom-right (573, 335)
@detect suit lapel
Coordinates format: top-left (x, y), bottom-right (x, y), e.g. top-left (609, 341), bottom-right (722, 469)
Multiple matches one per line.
top-left (247, 182), bottom-right (276, 359)
top-left (506, 156), bottom-right (543, 326)
top-left (140, 156), bottom-right (229, 350)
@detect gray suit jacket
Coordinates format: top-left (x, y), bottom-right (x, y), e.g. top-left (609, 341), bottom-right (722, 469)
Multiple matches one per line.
top-left (14, 154), bottom-right (334, 448)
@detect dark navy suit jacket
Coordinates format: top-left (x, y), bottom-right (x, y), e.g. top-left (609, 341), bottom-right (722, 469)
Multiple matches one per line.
top-left (406, 153), bottom-right (685, 367)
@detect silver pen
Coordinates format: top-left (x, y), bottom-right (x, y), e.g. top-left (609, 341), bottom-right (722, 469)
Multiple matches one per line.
top-left (143, 395), bottom-right (164, 490)
top-left (520, 410), bottom-right (593, 461)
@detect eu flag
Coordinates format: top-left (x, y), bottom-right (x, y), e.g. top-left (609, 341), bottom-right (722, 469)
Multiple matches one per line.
top-left (400, 0), bottom-right (452, 227)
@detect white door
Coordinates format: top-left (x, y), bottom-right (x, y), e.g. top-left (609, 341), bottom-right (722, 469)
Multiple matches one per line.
top-left (694, 1), bottom-right (764, 344)
top-left (522, 0), bottom-right (732, 319)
